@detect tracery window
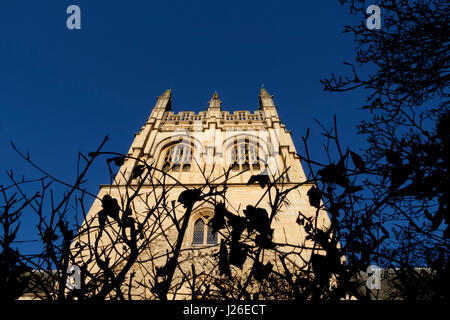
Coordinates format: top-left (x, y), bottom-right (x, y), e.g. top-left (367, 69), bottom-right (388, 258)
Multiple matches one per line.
top-left (192, 216), bottom-right (217, 245)
top-left (230, 138), bottom-right (260, 171)
top-left (162, 143), bottom-right (192, 173)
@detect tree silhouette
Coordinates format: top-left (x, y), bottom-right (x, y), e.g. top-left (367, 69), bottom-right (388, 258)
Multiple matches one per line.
top-left (316, 0), bottom-right (449, 300)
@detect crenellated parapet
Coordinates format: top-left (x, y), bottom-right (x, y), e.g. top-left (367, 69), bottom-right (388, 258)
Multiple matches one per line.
top-left (161, 110), bottom-right (265, 124)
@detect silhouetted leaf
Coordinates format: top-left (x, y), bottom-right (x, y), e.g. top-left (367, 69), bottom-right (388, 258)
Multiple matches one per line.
top-left (436, 112), bottom-right (450, 142)
top-left (350, 151), bottom-right (366, 171)
top-left (229, 242), bottom-right (248, 269)
top-left (395, 183), bottom-right (417, 196)
top-left (431, 209), bottom-right (444, 231)
top-left (304, 222), bottom-right (312, 233)
top-left (218, 241), bottom-right (231, 277)
top-left (255, 233), bottom-right (275, 249)
top-left (444, 225), bottom-right (450, 238)
top-left (132, 165), bottom-right (145, 179)
top-left (345, 185), bottom-right (364, 194)
top-left (151, 279), bottom-right (169, 298)
top-left (327, 202), bottom-right (342, 216)
top-left (424, 208), bottom-right (433, 221)
top-left (390, 166), bottom-right (409, 190)
top-left (381, 167), bottom-right (390, 183)
top-left (243, 205), bottom-right (270, 235)
top-left (296, 212), bottom-right (305, 225)
top-left (156, 257), bottom-right (176, 277)
top-left (314, 229), bottom-right (330, 248)
top-left (317, 159), bottom-right (349, 187)
top-left (307, 186), bottom-right (322, 208)
top-left (380, 225), bottom-right (389, 238)
top-left (253, 261), bottom-right (273, 282)
top-left (325, 244), bottom-right (343, 274)
top-left (177, 188), bottom-right (202, 208)
top-left (101, 195), bottom-right (120, 221)
top-left (349, 241), bottom-right (362, 253)
top-left (98, 195), bottom-right (121, 230)
top-left (247, 174), bottom-right (270, 188)
top-left (210, 202), bottom-right (227, 234)
top-left (107, 157), bottom-right (125, 166)
top-left (310, 254), bottom-right (330, 285)
top-left (57, 219), bottom-right (73, 241)
top-left (42, 227), bottom-right (58, 244)
top-left (98, 209), bottom-right (106, 230)
top-left (227, 213), bottom-right (247, 242)
top-left (386, 149), bottom-right (402, 166)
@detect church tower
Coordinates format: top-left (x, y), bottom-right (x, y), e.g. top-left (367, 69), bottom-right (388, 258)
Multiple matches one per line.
top-left (73, 89), bottom-right (330, 299)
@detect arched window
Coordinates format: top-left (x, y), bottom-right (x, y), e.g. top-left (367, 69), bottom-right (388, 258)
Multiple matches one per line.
top-left (161, 142), bottom-right (192, 173)
top-left (192, 216), bottom-right (218, 245)
top-left (193, 219), bottom-right (205, 245)
top-left (230, 138), bottom-right (261, 171)
top-left (206, 224), bottom-right (217, 244)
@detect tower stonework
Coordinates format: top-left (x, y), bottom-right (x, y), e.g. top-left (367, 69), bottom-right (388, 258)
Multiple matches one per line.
top-left (74, 89), bottom-right (330, 299)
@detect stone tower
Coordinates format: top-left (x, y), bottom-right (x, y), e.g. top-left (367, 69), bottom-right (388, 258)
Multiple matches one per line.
top-left (73, 89), bottom-right (330, 299)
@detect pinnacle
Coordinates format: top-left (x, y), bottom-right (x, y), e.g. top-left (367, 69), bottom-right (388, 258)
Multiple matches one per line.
top-left (208, 91), bottom-right (222, 108)
top-left (260, 88), bottom-right (272, 98)
top-left (159, 89), bottom-right (172, 98)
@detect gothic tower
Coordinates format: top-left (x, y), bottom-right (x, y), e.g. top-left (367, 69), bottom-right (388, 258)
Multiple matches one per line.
top-left (73, 89), bottom-right (330, 299)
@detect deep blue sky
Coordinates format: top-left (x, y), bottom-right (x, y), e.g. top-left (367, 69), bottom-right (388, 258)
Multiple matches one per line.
top-left (1, 1), bottom-right (370, 249)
